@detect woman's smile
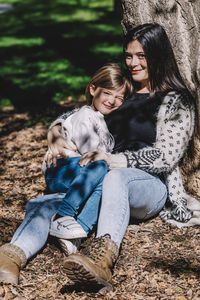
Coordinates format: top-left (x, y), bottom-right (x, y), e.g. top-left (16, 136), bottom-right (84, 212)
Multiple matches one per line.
top-left (131, 69), bottom-right (143, 74)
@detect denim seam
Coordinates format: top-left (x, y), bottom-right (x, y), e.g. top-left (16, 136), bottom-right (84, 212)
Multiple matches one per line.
top-left (112, 181), bottom-right (130, 245)
top-left (111, 176), bottom-right (156, 243)
top-left (143, 189), bottom-right (167, 219)
top-left (127, 176), bottom-right (160, 184)
top-left (114, 176), bottom-right (166, 238)
top-left (128, 177), bottom-right (167, 219)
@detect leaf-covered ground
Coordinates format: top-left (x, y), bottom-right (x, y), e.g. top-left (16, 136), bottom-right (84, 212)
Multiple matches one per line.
top-left (1, 106), bottom-right (200, 300)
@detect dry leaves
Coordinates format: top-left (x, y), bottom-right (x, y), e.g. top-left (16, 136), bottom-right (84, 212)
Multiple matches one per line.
top-left (1, 107), bottom-right (200, 299)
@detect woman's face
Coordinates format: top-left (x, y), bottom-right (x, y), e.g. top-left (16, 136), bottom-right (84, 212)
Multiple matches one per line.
top-left (125, 40), bottom-right (150, 90)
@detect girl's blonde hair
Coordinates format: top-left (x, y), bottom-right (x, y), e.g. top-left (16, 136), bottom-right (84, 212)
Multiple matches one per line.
top-left (85, 63), bottom-right (133, 104)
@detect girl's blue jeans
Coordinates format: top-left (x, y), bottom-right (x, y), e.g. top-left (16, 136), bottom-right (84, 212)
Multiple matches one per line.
top-left (11, 168), bottom-right (167, 259)
top-left (45, 157), bottom-right (108, 233)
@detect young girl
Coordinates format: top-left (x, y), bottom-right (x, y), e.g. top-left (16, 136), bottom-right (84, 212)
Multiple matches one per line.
top-left (43, 63), bottom-right (133, 245)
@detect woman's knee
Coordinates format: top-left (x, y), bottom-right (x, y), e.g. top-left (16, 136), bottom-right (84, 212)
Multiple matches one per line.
top-left (103, 168), bottom-right (154, 186)
top-left (130, 179), bottom-right (167, 220)
top-left (102, 169), bottom-right (126, 189)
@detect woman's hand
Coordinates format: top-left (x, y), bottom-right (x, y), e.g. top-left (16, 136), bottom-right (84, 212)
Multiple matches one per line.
top-left (47, 125), bottom-right (76, 167)
top-left (79, 150), bottom-right (109, 167)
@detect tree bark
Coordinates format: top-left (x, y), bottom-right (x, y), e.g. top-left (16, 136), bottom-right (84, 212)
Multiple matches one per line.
top-left (121, 0), bottom-right (200, 199)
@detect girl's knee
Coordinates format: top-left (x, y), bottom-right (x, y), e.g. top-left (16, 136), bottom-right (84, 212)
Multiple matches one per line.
top-left (92, 160), bottom-right (108, 174)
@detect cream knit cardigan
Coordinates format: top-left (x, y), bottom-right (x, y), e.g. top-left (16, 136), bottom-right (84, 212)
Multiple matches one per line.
top-left (51, 91), bottom-right (199, 226)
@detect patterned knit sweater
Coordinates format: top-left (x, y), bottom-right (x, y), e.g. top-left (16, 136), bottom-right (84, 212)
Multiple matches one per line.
top-left (107, 91), bottom-right (195, 223)
top-left (50, 91), bottom-right (196, 224)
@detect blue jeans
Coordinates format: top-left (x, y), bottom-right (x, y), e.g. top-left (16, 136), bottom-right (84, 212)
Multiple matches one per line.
top-left (11, 168), bottom-right (166, 259)
top-left (96, 168), bottom-right (167, 247)
top-left (11, 193), bottom-right (64, 259)
top-left (45, 157), bottom-right (108, 233)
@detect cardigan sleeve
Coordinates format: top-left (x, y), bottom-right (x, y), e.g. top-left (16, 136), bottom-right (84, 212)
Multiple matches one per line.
top-left (48, 109), bottom-right (78, 130)
top-left (108, 92), bottom-right (195, 173)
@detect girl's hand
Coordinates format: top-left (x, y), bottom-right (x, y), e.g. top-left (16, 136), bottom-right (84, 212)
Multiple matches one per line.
top-left (47, 125), bottom-right (76, 167)
top-left (79, 150), bottom-right (109, 167)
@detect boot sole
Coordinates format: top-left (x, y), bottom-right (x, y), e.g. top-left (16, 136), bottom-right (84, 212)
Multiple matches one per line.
top-left (63, 256), bottom-right (112, 290)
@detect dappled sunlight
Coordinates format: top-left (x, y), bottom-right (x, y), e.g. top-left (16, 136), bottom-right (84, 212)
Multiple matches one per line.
top-left (0, 0), bottom-right (122, 111)
top-left (0, 36), bottom-right (44, 47)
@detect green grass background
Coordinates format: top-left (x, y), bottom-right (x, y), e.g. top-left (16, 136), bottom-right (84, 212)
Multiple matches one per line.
top-left (0, 0), bottom-right (123, 110)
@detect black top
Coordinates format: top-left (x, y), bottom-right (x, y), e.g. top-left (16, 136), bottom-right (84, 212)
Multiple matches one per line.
top-left (105, 93), bottom-right (164, 153)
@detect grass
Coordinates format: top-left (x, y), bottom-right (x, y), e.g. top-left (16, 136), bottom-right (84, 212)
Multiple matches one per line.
top-left (0, 0), bottom-right (123, 110)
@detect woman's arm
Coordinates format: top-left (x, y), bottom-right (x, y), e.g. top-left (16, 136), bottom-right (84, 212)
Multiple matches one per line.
top-left (46, 125), bottom-right (77, 167)
top-left (46, 109), bottom-right (78, 167)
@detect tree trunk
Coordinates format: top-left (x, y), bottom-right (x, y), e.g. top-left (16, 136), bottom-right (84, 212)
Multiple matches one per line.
top-left (121, 0), bottom-right (200, 199)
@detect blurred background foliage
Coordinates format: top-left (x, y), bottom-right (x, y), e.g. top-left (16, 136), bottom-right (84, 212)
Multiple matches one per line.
top-left (0, 0), bottom-right (123, 112)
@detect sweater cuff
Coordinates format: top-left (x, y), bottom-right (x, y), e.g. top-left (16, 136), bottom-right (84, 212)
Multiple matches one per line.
top-left (107, 154), bottom-right (128, 169)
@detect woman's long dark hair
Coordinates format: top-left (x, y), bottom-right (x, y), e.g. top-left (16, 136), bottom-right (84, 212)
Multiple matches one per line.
top-left (124, 23), bottom-right (199, 139)
top-left (124, 23), bottom-right (188, 93)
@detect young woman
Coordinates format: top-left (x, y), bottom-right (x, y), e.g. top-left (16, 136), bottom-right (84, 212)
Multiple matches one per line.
top-left (0, 23), bottom-right (197, 288)
top-left (43, 63), bottom-right (132, 245)
top-left (48, 23), bottom-right (197, 290)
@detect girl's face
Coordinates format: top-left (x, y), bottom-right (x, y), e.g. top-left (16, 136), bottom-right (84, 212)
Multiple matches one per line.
top-left (90, 85), bottom-right (125, 115)
top-left (125, 40), bottom-right (150, 92)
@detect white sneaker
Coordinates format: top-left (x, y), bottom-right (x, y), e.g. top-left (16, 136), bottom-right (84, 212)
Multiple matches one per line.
top-left (58, 238), bottom-right (81, 256)
top-left (49, 215), bottom-right (87, 239)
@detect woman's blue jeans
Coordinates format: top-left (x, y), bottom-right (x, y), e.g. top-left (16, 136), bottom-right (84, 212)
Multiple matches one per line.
top-left (11, 168), bottom-right (167, 259)
top-left (45, 157), bottom-right (108, 233)
top-left (96, 168), bottom-right (167, 247)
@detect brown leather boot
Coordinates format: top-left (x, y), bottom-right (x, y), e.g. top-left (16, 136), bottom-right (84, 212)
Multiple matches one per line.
top-left (63, 235), bottom-right (119, 290)
top-left (0, 243), bottom-right (27, 284)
